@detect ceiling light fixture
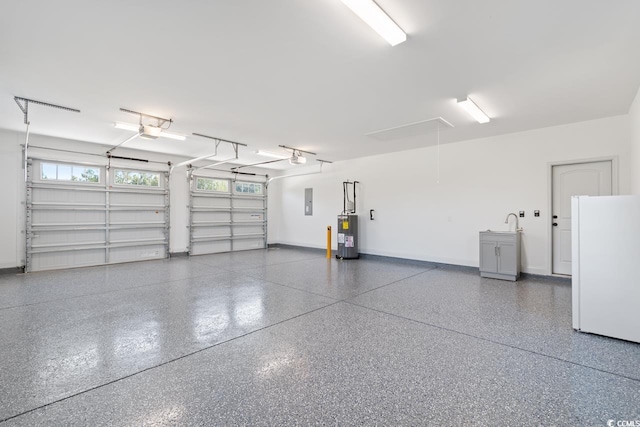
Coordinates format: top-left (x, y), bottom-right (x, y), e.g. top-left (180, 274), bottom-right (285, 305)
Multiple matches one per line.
top-left (341, 0), bottom-right (407, 46)
top-left (114, 122), bottom-right (139, 132)
top-left (158, 130), bottom-right (186, 140)
top-left (457, 97), bottom-right (490, 124)
top-left (255, 150), bottom-right (289, 159)
top-left (107, 108), bottom-right (186, 154)
top-left (113, 123), bottom-right (186, 141)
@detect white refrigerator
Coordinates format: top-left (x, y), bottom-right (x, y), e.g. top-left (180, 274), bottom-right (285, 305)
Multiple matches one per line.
top-left (572, 195), bottom-right (640, 344)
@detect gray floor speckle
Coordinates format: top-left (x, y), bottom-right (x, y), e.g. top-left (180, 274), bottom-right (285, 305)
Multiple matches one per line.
top-left (0, 248), bottom-right (638, 425)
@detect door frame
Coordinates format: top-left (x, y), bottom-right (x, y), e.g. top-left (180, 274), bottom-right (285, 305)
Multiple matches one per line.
top-left (546, 156), bottom-right (618, 276)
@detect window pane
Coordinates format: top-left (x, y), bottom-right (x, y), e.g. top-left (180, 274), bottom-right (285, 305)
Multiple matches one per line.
top-left (115, 170), bottom-right (126, 184)
top-left (42, 163), bottom-right (57, 180)
top-left (72, 167), bottom-right (82, 181)
top-left (196, 177), bottom-right (228, 192)
top-left (129, 172), bottom-right (141, 185)
top-left (196, 178), bottom-right (208, 190)
top-left (57, 165), bottom-right (72, 180)
top-left (234, 181), bottom-right (262, 194)
top-left (85, 168), bottom-right (100, 182)
top-left (145, 172), bottom-right (159, 187)
top-left (114, 170), bottom-right (160, 187)
top-left (71, 167), bottom-right (100, 182)
top-left (41, 163), bottom-right (100, 183)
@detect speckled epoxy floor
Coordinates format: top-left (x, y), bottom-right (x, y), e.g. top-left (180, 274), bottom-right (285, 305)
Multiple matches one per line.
top-left (0, 248), bottom-right (638, 425)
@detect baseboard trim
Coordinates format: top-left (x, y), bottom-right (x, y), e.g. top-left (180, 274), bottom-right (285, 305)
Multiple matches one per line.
top-left (169, 251), bottom-right (189, 258)
top-left (268, 243), bottom-right (569, 280)
top-left (521, 272), bottom-right (571, 283)
top-left (268, 243), bottom-right (326, 255)
top-left (0, 266), bottom-right (25, 275)
top-left (271, 244), bottom-right (479, 272)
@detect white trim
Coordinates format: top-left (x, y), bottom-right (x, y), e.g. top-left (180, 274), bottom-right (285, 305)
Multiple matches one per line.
top-left (546, 156), bottom-right (618, 275)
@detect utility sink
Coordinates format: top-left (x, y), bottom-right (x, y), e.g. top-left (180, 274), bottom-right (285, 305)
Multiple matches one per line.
top-left (479, 231), bottom-right (522, 281)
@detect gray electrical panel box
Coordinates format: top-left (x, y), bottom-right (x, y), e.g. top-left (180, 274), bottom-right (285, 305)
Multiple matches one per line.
top-left (337, 214), bottom-right (359, 259)
top-left (305, 188), bottom-right (313, 216)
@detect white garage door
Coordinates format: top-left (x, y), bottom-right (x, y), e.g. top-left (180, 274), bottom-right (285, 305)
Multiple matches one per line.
top-left (26, 159), bottom-right (169, 272)
top-left (189, 174), bottom-right (267, 255)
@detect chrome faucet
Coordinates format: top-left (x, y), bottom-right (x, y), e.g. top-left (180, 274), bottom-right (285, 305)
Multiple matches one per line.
top-left (505, 213), bottom-right (523, 232)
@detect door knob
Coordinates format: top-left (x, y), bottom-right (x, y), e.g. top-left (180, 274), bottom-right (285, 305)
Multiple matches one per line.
top-left (552, 215), bottom-right (558, 219)
top-left (552, 223), bottom-right (558, 226)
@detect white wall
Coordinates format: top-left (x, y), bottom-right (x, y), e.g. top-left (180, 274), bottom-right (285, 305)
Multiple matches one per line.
top-left (630, 86), bottom-right (640, 195)
top-left (269, 115), bottom-right (631, 275)
top-left (0, 131), bottom-right (23, 269)
top-left (0, 129), bottom-right (275, 269)
top-left (0, 114), bottom-right (632, 272)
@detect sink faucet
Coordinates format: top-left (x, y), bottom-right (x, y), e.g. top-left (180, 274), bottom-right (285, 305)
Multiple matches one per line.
top-left (505, 213), bottom-right (523, 232)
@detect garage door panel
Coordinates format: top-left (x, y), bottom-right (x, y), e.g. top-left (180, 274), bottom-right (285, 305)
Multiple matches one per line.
top-left (191, 211), bottom-right (231, 223)
top-left (110, 228), bottom-right (165, 243)
top-left (233, 212), bottom-right (264, 222)
top-left (190, 240), bottom-right (231, 255)
top-left (33, 188), bottom-right (105, 205)
top-left (27, 161), bottom-right (169, 272)
top-left (32, 210), bottom-right (106, 225)
top-left (189, 175), bottom-right (266, 256)
top-left (109, 245), bottom-right (166, 263)
top-left (192, 197), bottom-right (231, 209)
top-left (233, 238), bottom-right (265, 251)
top-left (32, 229), bottom-right (105, 246)
top-left (232, 224), bottom-right (264, 236)
top-left (233, 198), bottom-right (263, 209)
top-left (31, 249), bottom-right (106, 271)
top-left (192, 225), bottom-right (231, 238)
top-left (110, 192), bottom-right (165, 206)
top-left (109, 210), bottom-right (166, 223)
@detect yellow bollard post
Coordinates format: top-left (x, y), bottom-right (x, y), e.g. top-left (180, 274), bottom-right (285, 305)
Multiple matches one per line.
top-left (326, 226), bottom-right (332, 259)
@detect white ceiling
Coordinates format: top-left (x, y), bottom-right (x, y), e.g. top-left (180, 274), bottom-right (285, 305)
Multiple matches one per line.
top-left (1, 0), bottom-right (639, 169)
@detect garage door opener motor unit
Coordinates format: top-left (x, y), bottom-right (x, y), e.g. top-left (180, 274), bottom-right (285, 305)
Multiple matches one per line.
top-left (337, 180), bottom-right (359, 260)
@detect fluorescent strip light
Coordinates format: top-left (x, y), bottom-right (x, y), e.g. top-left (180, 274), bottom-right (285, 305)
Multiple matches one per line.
top-left (160, 130), bottom-right (186, 141)
top-left (114, 122), bottom-right (139, 132)
top-left (341, 0), bottom-right (406, 46)
top-left (114, 122), bottom-right (185, 140)
top-left (457, 97), bottom-right (490, 124)
top-left (255, 150), bottom-right (288, 159)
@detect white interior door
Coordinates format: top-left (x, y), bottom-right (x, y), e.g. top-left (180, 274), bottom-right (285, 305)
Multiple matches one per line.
top-left (552, 161), bottom-right (612, 275)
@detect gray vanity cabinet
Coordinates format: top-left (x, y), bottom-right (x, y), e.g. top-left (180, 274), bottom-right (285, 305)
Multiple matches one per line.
top-left (479, 231), bottom-right (521, 281)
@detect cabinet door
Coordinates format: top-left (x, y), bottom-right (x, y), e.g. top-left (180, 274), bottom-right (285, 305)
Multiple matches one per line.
top-left (480, 241), bottom-right (498, 273)
top-left (497, 241), bottom-right (517, 275)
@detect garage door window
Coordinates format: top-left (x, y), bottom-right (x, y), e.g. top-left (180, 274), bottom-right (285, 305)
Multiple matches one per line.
top-left (196, 177), bottom-right (229, 192)
top-left (41, 162), bottom-right (100, 183)
top-left (114, 170), bottom-right (160, 187)
top-left (234, 181), bottom-right (262, 194)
